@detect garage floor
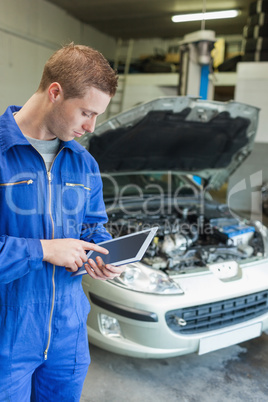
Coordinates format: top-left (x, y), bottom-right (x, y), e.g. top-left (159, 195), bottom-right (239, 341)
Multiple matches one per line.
top-left (81, 333), bottom-right (268, 401)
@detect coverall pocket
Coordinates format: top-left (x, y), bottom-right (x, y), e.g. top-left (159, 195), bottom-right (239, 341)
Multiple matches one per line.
top-left (61, 176), bottom-right (91, 239)
top-left (0, 175), bottom-right (37, 218)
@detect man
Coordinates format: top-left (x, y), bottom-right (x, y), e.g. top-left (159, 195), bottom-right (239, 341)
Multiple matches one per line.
top-left (0, 43), bottom-right (124, 401)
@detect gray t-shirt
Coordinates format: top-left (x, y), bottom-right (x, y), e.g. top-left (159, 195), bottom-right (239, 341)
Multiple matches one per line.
top-left (25, 135), bottom-right (60, 171)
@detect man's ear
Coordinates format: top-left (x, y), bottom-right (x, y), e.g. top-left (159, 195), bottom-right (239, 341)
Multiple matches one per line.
top-left (48, 82), bottom-right (63, 103)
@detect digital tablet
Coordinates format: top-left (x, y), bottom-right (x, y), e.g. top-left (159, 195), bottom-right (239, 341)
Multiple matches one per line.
top-left (72, 227), bottom-right (158, 277)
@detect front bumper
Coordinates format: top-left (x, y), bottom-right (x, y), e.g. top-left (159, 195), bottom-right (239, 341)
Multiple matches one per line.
top-left (82, 258), bottom-right (268, 358)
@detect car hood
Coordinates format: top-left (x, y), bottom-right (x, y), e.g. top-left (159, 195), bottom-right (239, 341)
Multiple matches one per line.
top-left (79, 96), bottom-right (259, 189)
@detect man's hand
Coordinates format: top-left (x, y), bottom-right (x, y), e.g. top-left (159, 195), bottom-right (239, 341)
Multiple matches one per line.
top-left (40, 238), bottom-right (109, 271)
top-left (83, 256), bottom-right (126, 280)
top-left (40, 238), bottom-right (125, 280)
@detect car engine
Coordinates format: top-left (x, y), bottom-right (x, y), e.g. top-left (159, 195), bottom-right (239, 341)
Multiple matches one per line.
top-left (107, 201), bottom-right (265, 273)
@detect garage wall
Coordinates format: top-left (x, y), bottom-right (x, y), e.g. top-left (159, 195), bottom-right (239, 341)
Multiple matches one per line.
top-left (227, 62), bottom-right (268, 215)
top-left (235, 62), bottom-right (268, 144)
top-left (0, 0), bottom-right (116, 113)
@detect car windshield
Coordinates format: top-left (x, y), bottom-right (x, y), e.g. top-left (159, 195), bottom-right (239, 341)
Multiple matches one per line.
top-left (101, 172), bottom-right (200, 199)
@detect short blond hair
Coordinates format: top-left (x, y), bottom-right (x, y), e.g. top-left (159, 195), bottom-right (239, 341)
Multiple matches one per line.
top-left (38, 43), bottom-right (118, 99)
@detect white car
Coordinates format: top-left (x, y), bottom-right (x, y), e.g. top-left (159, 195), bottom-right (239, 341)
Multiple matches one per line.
top-left (79, 96), bottom-right (268, 358)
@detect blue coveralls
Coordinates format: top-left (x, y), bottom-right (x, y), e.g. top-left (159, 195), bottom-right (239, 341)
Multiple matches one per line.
top-left (0, 106), bottom-right (112, 401)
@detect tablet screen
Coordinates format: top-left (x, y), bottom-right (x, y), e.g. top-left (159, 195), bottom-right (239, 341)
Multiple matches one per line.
top-left (72, 227), bottom-right (158, 277)
top-left (88, 230), bottom-right (150, 264)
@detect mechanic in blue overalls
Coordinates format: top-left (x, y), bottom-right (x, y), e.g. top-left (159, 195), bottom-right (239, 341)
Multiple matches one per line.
top-left (0, 43), bottom-right (123, 401)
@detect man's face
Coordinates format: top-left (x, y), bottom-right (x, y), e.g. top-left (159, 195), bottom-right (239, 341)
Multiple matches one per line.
top-left (46, 86), bottom-right (111, 142)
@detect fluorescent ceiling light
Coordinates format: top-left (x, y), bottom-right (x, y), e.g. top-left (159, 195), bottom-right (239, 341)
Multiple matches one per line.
top-left (172, 10), bottom-right (239, 23)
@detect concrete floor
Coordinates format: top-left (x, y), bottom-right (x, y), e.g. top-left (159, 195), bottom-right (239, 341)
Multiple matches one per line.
top-left (81, 333), bottom-right (268, 402)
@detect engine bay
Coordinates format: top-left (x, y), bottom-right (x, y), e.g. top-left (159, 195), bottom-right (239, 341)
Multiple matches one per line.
top-left (107, 200), bottom-right (265, 273)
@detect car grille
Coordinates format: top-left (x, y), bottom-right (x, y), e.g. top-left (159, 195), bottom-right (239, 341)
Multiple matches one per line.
top-left (165, 290), bottom-right (268, 335)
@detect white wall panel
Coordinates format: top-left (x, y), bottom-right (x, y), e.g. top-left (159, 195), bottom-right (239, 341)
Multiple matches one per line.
top-left (82, 24), bottom-right (116, 60)
top-left (122, 73), bottom-right (178, 112)
top-left (228, 62), bottom-right (268, 213)
top-left (235, 62), bottom-right (268, 144)
top-left (0, 33), bottom-right (41, 106)
top-left (37, 0), bottom-right (81, 45)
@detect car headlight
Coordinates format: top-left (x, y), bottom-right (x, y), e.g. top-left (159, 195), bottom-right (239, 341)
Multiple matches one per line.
top-left (110, 263), bottom-right (184, 295)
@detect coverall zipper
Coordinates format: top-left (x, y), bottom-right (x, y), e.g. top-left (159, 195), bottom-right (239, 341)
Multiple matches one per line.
top-left (66, 182), bottom-right (91, 191)
top-left (43, 149), bottom-right (65, 360)
top-left (0, 179), bottom-right (33, 186)
top-left (29, 146), bottom-right (65, 361)
top-left (43, 170), bottom-right (55, 361)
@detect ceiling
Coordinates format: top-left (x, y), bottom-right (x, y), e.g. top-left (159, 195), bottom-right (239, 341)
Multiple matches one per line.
top-left (46, 0), bottom-right (252, 40)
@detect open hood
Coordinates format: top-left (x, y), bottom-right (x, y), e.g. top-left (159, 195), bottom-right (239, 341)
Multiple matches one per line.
top-left (79, 97), bottom-right (259, 189)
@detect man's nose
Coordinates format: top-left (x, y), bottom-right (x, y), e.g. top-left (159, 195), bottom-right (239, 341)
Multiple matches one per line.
top-left (82, 116), bottom-right (96, 133)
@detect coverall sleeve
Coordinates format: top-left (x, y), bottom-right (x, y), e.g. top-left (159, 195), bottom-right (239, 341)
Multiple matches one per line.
top-left (80, 161), bottom-right (112, 245)
top-left (0, 235), bottom-right (43, 284)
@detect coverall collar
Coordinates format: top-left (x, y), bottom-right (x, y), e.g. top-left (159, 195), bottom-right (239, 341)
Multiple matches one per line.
top-left (0, 105), bottom-right (84, 154)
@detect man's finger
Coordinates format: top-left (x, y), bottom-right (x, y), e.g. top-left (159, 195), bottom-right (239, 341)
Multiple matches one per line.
top-left (104, 264), bottom-right (125, 274)
top-left (81, 240), bottom-right (109, 255)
